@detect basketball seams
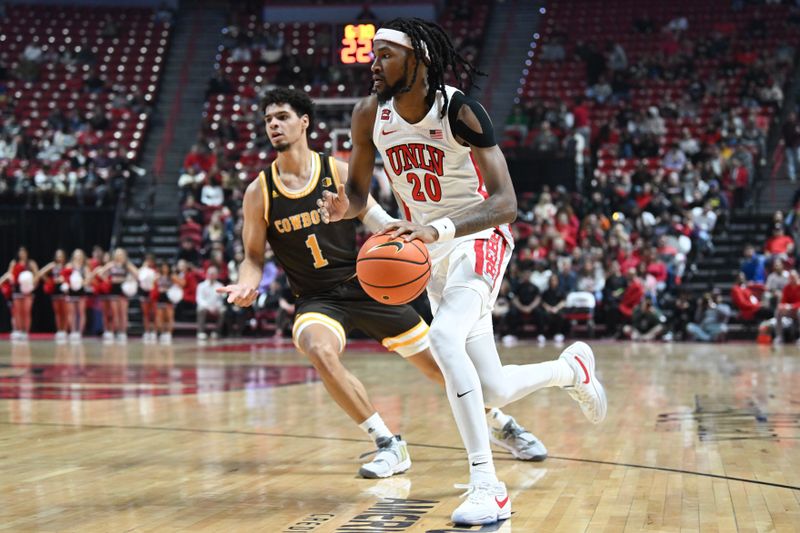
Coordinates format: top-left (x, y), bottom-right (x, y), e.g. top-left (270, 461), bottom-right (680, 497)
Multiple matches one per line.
top-left (356, 257), bottom-right (430, 266)
top-left (409, 239), bottom-right (430, 261)
top-left (358, 265), bottom-right (431, 289)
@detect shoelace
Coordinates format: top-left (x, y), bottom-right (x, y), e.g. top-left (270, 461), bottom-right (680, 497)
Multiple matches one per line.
top-left (566, 385), bottom-right (597, 416)
top-left (358, 439), bottom-right (397, 461)
top-left (504, 421), bottom-right (537, 444)
top-left (454, 483), bottom-right (494, 503)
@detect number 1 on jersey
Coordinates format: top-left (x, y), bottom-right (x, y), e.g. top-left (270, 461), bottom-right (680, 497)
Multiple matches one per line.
top-left (305, 234), bottom-right (329, 269)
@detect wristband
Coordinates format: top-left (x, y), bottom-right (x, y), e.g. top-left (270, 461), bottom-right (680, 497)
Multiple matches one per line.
top-left (429, 217), bottom-right (456, 242)
top-left (361, 203), bottom-right (397, 233)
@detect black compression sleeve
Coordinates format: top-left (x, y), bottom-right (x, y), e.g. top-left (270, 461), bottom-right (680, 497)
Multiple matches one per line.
top-left (447, 91), bottom-right (497, 148)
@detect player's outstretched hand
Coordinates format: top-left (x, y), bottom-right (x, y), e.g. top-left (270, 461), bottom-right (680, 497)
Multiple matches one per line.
top-left (216, 284), bottom-right (258, 307)
top-left (381, 220), bottom-right (439, 243)
top-left (317, 183), bottom-right (349, 224)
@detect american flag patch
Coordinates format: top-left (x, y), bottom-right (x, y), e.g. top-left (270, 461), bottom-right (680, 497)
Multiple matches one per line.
top-left (429, 129), bottom-right (443, 139)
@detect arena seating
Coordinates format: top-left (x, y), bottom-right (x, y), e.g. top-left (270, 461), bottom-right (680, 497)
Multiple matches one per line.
top-left (0, 4), bottom-right (170, 163)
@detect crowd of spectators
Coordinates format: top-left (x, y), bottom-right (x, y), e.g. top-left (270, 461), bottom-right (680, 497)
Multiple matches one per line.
top-left (0, 4), bottom-right (168, 208)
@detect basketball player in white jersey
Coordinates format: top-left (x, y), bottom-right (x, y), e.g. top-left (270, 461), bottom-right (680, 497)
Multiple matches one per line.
top-left (320, 18), bottom-right (607, 525)
top-left (218, 88), bottom-right (547, 481)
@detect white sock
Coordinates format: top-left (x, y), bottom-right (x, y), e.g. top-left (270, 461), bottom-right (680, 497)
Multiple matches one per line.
top-left (358, 412), bottom-right (393, 443)
top-left (468, 451), bottom-right (497, 484)
top-left (487, 408), bottom-right (511, 430)
top-left (552, 358), bottom-right (576, 387)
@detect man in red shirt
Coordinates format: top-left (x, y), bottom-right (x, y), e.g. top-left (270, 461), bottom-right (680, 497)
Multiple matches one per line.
top-left (774, 269), bottom-right (800, 344)
top-left (765, 224), bottom-right (795, 260)
top-left (730, 272), bottom-right (768, 321)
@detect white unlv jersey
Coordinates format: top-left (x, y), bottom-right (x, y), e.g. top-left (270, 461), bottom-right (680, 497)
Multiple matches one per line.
top-left (373, 85), bottom-right (512, 264)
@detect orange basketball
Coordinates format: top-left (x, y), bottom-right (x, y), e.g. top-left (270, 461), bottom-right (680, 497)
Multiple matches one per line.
top-left (357, 234), bottom-right (431, 305)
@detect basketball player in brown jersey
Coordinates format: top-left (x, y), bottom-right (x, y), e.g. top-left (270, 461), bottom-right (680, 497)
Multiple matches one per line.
top-left (218, 87), bottom-right (547, 479)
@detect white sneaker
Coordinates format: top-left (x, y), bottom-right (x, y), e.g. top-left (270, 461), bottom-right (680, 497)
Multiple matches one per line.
top-left (559, 341), bottom-right (607, 424)
top-left (18, 332), bottom-right (28, 342)
top-left (554, 333), bottom-right (565, 344)
top-left (210, 331), bottom-right (219, 340)
top-left (10, 330), bottom-right (21, 341)
top-left (196, 332), bottom-right (208, 341)
top-left (537, 334), bottom-right (546, 345)
top-left (358, 435), bottom-right (411, 479)
top-left (159, 332), bottom-right (172, 344)
top-left (451, 481), bottom-right (511, 525)
top-left (501, 334), bottom-right (517, 347)
top-left (490, 417), bottom-right (547, 461)
top-left (54, 330), bottom-right (67, 342)
top-left (69, 331), bottom-right (81, 343)
top-left (142, 332), bottom-right (154, 343)
top-left (102, 331), bottom-right (115, 343)
top-left (116, 332), bottom-right (127, 343)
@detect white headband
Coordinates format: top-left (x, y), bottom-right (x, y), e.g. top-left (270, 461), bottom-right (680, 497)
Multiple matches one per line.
top-left (373, 28), bottom-right (430, 61)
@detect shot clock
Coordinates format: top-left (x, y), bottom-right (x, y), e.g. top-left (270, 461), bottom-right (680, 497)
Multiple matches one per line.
top-left (339, 23), bottom-right (376, 65)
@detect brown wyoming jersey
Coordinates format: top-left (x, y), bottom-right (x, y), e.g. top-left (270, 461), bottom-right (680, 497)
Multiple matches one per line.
top-left (259, 152), bottom-right (358, 297)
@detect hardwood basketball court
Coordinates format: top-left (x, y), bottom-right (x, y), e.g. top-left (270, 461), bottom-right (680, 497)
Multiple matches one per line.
top-left (1, 338), bottom-right (799, 532)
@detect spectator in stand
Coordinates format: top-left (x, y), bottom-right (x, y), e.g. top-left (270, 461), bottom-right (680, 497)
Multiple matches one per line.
top-left (765, 257), bottom-right (790, 308)
top-left (206, 70), bottom-right (233, 100)
top-left (625, 297), bottom-right (667, 341)
top-left (662, 143), bottom-right (687, 173)
top-left (686, 291), bottom-right (732, 342)
top-left (504, 105), bottom-right (529, 141)
top-left (179, 214), bottom-right (203, 248)
top-left (539, 273), bottom-right (568, 344)
top-left (178, 166), bottom-right (205, 202)
top-left (773, 269), bottom-right (800, 344)
top-left (666, 290), bottom-right (694, 341)
top-left (607, 42), bottom-right (628, 71)
top-left (784, 111), bottom-right (800, 182)
top-left (177, 238), bottom-right (201, 267)
top-left (530, 121), bottom-right (559, 153)
top-left (764, 224), bottom-right (794, 261)
top-left (728, 158), bottom-right (749, 208)
top-left (196, 266), bottom-right (225, 341)
top-left (731, 272), bottom-right (771, 322)
top-left (617, 267), bottom-right (644, 332)
top-left (678, 128), bottom-right (701, 162)
top-left (507, 263), bottom-right (541, 342)
top-left (740, 243), bottom-right (766, 283)
top-left (691, 201), bottom-right (718, 253)
top-left (200, 176), bottom-right (224, 207)
top-left (181, 195), bottom-right (203, 224)
top-left (183, 144), bottom-right (216, 174)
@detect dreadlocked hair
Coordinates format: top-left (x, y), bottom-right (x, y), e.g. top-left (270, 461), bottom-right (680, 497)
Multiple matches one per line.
top-left (382, 17), bottom-right (485, 118)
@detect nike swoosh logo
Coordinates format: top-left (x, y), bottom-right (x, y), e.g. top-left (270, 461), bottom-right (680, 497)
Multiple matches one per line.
top-left (368, 241), bottom-right (404, 254)
top-left (456, 389), bottom-right (473, 398)
top-left (495, 495), bottom-right (509, 509)
top-left (471, 461), bottom-right (487, 466)
top-left (381, 128), bottom-right (399, 135)
top-left (575, 356), bottom-right (590, 384)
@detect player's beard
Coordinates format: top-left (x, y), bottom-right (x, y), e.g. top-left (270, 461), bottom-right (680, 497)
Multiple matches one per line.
top-left (274, 141), bottom-right (290, 152)
top-left (376, 65), bottom-right (410, 104)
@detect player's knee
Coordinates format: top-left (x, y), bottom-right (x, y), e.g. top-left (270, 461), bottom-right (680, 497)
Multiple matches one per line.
top-left (303, 341), bottom-right (341, 375)
top-left (429, 322), bottom-right (467, 370)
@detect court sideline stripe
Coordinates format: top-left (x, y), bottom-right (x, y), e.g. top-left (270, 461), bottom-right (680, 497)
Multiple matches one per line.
top-left (2, 420), bottom-right (798, 493)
